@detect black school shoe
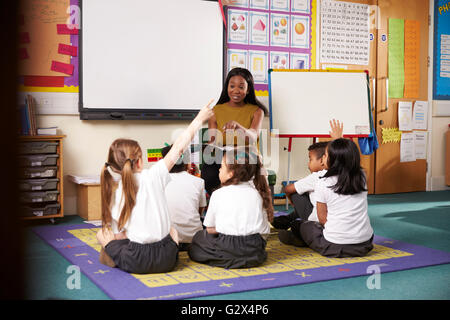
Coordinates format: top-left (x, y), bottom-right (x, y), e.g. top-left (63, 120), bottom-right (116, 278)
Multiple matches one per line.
top-left (272, 213), bottom-right (295, 229)
top-left (278, 230), bottom-right (307, 247)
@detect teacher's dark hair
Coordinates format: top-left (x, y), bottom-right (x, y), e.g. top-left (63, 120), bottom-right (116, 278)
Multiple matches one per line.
top-left (322, 138), bottom-right (367, 195)
top-left (217, 67), bottom-right (269, 115)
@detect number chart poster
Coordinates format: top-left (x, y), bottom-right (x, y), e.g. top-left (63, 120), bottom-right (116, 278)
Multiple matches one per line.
top-left (226, 0), bottom-right (317, 96)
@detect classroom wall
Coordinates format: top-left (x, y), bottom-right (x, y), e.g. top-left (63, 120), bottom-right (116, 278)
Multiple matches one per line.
top-left (36, 104), bottom-right (311, 216)
top-left (430, 103), bottom-right (450, 191)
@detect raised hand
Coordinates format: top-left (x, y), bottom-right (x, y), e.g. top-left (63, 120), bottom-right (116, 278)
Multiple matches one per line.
top-left (329, 119), bottom-right (343, 140)
top-left (196, 99), bottom-right (215, 123)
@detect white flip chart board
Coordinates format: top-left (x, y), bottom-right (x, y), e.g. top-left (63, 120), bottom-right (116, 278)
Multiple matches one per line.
top-left (269, 70), bottom-right (371, 137)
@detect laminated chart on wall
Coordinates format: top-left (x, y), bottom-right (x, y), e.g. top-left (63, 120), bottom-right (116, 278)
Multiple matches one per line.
top-left (147, 149), bottom-right (163, 163)
top-left (225, 0), bottom-right (317, 96)
top-left (433, 0), bottom-right (450, 99)
top-left (18, 0), bottom-right (80, 93)
top-left (388, 18), bottom-right (405, 99)
top-left (320, 0), bottom-right (370, 66)
top-left (404, 20), bottom-right (420, 98)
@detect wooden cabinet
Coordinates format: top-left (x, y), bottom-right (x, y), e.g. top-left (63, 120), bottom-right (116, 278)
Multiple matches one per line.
top-left (18, 135), bottom-right (65, 220)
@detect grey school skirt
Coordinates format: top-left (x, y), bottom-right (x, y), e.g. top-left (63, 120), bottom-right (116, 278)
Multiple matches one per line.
top-left (104, 234), bottom-right (179, 274)
top-left (188, 229), bottom-right (267, 269)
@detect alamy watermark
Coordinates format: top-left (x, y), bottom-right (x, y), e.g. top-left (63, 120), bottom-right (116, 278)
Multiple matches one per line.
top-left (66, 265), bottom-right (81, 290)
top-left (366, 264), bottom-right (382, 290)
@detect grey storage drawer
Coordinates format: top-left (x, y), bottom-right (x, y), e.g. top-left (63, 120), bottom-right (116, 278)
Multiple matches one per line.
top-left (18, 154), bottom-right (59, 167)
top-left (21, 203), bottom-right (60, 217)
top-left (18, 142), bottom-right (58, 154)
top-left (20, 166), bottom-right (57, 179)
top-left (19, 178), bottom-right (59, 191)
top-left (20, 190), bottom-right (59, 203)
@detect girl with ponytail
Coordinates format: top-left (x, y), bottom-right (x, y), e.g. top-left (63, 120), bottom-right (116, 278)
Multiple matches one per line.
top-left (96, 100), bottom-right (214, 274)
top-left (188, 146), bottom-right (273, 269)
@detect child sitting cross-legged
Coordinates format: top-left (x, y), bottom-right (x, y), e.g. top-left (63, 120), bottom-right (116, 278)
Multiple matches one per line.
top-left (188, 146), bottom-right (273, 269)
top-left (161, 144), bottom-right (207, 251)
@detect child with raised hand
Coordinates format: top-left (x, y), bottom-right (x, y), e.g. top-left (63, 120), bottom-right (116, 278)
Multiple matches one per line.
top-left (274, 120), bottom-right (343, 235)
top-left (161, 144), bottom-right (207, 251)
top-left (272, 141), bottom-right (328, 230)
top-left (96, 100), bottom-right (214, 274)
top-left (280, 125), bottom-right (374, 258)
top-left (188, 146), bottom-right (273, 269)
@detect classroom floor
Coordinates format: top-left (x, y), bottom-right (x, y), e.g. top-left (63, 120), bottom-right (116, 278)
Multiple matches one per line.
top-left (23, 191), bottom-right (450, 300)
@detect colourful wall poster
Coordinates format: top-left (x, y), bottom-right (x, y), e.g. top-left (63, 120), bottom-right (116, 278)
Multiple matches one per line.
top-left (270, 51), bottom-right (290, 69)
top-left (290, 52), bottom-right (310, 69)
top-left (249, 50), bottom-right (269, 84)
top-left (225, 0), bottom-right (316, 95)
top-left (227, 49), bottom-right (248, 70)
top-left (271, 13), bottom-right (290, 47)
top-left (404, 20), bottom-right (420, 99)
top-left (249, 12), bottom-right (269, 46)
top-left (433, 0), bottom-right (450, 99)
top-left (388, 18), bottom-right (405, 99)
top-left (19, 0), bottom-right (79, 93)
top-left (291, 15), bottom-right (310, 48)
top-left (250, 0), bottom-right (269, 10)
top-left (228, 10), bottom-right (249, 44)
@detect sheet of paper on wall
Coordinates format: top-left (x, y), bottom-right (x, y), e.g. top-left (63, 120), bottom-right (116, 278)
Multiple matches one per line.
top-left (413, 131), bottom-right (427, 160)
top-left (398, 101), bottom-right (412, 131)
top-left (400, 132), bottom-right (415, 163)
top-left (320, 0), bottom-right (370, 65)
top-left (413, 101), bottom-right (428, 130)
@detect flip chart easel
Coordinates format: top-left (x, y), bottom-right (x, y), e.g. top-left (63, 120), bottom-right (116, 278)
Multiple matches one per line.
top-left (268, 69), bottom-right (371, 210)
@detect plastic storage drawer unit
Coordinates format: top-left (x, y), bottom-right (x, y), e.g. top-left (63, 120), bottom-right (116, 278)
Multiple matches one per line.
top-left (21, 203), bottom-right (61, 217)
top-left (20, 190), bottom-right (59, 203)
top-left (21, 166), bottom-right (57, 179)
top-left (18, 154), bottom-right (59, 167)
top-left (18, 142), bottom-right (58, 154)
top-left (19, 178), bottom-right (59, 191)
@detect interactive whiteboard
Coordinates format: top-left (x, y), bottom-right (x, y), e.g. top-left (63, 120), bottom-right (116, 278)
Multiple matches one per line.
top-left (80, 0), bottom-right (224, 120)
top-left (269, 70), bottom-right (371, 137)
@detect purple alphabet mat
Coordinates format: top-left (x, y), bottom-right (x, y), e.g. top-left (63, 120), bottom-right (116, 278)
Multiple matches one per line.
top-left (33, 223), bottom-right (450, 300)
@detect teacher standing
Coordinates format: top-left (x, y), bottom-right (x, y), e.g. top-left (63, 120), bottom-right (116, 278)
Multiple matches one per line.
top-left (201, 67), bottom-right (269, 195)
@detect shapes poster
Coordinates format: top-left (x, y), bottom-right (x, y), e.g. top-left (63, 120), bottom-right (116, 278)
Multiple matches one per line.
top-left (226, 0), bottom-right (317, 94)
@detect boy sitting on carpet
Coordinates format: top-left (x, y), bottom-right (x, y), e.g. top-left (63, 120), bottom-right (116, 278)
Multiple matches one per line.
top-left (161, 144), bottom-right (207, 251)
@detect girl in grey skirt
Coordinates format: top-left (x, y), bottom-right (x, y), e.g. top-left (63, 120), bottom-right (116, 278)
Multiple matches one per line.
top-left (189, 147), bottom-right (273, 269)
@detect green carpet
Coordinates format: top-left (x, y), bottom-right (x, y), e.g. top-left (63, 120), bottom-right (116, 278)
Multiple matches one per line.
top-left (24, 191), bottom-right (450, 300)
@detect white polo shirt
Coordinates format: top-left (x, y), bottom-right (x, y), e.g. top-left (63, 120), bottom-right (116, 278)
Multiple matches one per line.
top-left (111, 159), bottom-right (172, 244)
top-left (165, 171), bottom-right (207, 243)
top-left (315, 176), bottom-right (373, 244)
top-left (293, 169), bottom-right (327, 222)
top-left (203, 181), bottom-right (271, 237)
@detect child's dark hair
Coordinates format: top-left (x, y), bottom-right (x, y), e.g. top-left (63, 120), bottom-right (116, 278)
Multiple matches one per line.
top-left (161, 144), bottom-right (188, 173)
top-left (216, 67), bottom-right (269, 115)
top-left (308, 141), bottom-right (328, 159)
top-left (221, 146), bottom-right (273, 222)
top-left (322, 138), bottom-right (367, 195)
